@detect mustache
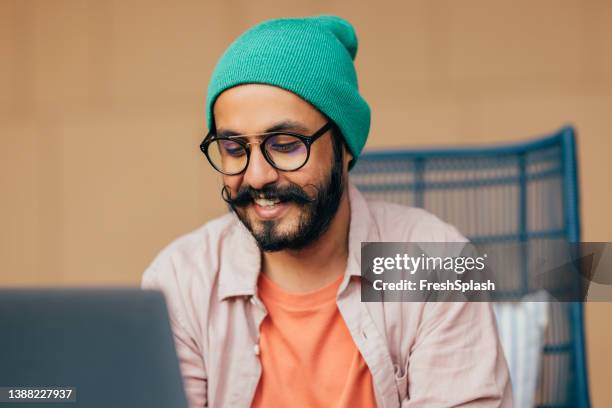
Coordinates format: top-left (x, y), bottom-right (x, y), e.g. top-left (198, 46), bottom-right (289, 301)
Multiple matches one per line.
top-left (221, 183), bottom-right (317, 207)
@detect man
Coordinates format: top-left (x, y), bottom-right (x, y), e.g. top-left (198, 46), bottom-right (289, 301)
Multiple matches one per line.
top-left (142, 15), bottom-right (512, 407)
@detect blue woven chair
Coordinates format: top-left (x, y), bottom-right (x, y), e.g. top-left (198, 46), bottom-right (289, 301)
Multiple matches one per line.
top-left (351, 126), bottom-right (589, 408)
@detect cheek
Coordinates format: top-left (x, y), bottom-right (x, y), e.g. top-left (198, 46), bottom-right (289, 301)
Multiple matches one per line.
top-left (281, 169), bottom-right (324, 194)
top-left (222, 175), bottom-right (243, 193)
top-left (302, 138), bottom-right (335, 174)
top-left (294, 155), bottom-right (331, 186)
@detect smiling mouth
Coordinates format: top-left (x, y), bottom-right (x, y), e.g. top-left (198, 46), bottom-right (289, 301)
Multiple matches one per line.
top-left (250, 197), bottom-right (290, 220)
top-left (253, 197), bottom-right (281, 207)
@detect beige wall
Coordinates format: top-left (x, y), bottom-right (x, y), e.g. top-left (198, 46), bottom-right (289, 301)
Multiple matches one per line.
top-left (1, 0), bottom-right (611, 405)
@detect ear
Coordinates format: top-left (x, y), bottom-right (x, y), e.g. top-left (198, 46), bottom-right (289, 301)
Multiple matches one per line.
top-left (343, 146), bottom-right (354, 172)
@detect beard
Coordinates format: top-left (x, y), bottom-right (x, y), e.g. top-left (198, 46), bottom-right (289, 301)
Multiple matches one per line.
top-left (222, 144), bottom-right (345, 252)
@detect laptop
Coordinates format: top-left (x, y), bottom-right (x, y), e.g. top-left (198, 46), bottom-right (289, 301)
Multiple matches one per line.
top-left (0, 289), bottom-right (188, 408)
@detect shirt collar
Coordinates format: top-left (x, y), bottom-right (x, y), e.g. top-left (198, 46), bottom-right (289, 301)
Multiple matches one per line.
top-left (217, 179), bottom-right (379, 300)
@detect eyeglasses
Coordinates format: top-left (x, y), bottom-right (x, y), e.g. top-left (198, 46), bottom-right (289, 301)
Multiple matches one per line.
top-left (200, 122), bottom-right (333, 175)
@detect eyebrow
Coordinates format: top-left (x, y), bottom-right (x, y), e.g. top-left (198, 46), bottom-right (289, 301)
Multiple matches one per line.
top-left (216, 120), bottom-right (310, 138)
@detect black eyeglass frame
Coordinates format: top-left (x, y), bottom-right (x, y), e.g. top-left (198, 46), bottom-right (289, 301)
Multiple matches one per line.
top-left (200, 121), bottom-right (333, 175)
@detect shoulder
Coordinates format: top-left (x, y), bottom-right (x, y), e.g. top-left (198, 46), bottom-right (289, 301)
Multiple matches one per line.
top-left (365, 197), bottom-right (466, 243)
top-left (141, 212), bottom-right (238, 290)
top-left (140, 212), bottom-right (243, 336)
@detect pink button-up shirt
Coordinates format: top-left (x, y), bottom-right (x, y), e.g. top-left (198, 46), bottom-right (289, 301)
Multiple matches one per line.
top-left (141, 181), bottom-right (513, 407)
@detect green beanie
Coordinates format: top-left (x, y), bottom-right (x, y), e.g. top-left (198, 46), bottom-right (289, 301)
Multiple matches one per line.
top-left (206, 15), bottom-right (371, 169)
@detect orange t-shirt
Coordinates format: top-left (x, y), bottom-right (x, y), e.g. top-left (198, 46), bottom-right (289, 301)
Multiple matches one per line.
top-left (251, 272), bottom-right (377, 408)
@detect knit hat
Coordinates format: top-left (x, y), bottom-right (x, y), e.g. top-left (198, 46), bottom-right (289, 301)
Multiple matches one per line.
top-left (206, 15), bottom-right (370, 169)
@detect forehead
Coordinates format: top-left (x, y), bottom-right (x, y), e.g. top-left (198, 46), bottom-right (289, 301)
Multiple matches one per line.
top-left (212, 84), bottom-right (325, 133)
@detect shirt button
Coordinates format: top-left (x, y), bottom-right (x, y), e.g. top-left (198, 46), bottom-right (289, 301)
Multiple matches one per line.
top-left (253, 344), bottom-right (260, 355)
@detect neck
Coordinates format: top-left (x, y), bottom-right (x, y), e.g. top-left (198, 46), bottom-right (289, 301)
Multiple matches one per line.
top-left (261, 188), bottom-right (351, 293)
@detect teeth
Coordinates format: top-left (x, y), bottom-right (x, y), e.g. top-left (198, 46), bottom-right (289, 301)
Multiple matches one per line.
top-left (254, 198), bottom-right (280, 207)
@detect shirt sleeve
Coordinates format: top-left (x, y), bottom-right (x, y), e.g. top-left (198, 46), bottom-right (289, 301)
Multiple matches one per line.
top-left (403, 301), bottom-right (513, 407)
top-left (141, 261), bottom-right (208, 408)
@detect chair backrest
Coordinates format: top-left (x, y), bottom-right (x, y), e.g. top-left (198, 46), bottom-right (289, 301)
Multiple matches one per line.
top-left (351, 126), bottom-right (590, 408)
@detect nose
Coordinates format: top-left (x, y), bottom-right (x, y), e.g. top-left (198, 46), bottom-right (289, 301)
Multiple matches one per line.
top-left (242, 143), bottom-right (279, 189)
